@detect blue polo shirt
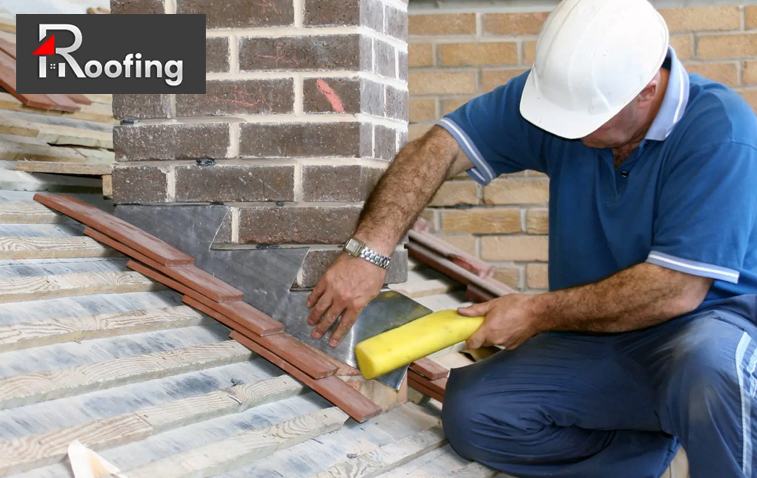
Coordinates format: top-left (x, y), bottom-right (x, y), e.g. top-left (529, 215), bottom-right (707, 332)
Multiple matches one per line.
top-left (438, 47), bottom-right (757, 318)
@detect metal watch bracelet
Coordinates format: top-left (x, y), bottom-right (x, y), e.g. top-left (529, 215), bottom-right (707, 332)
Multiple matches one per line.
top-left (358, 246), bottom-right (391, 269)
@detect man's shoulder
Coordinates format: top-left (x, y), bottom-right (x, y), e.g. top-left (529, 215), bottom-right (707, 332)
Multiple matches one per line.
top-left (678, 75), bottom-right (757, 147)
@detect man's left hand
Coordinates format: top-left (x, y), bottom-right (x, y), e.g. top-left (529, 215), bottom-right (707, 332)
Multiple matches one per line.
top-left (458, 293), bottom-right (544, 350)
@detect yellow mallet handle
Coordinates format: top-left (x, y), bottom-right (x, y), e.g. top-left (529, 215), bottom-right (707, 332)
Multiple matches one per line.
top-left (354, 309), bottom-right (485, 380)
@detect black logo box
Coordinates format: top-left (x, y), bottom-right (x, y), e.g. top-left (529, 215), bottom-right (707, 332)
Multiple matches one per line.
top-left (16, 14), bottom-right (206, 94)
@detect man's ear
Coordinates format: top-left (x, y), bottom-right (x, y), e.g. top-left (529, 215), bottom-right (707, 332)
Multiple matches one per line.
top-left (636, 82), bottom-right (658, 106)
top-left (636, 72), bottom-right (661, 106)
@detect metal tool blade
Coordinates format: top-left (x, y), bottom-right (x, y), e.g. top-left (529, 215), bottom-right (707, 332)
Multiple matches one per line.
top-left (115, 205), bottom-right (431, 389)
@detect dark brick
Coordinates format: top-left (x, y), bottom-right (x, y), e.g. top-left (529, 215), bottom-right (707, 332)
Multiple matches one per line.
top-left (360, 122), bottom-right (373, 158)
top-left (304, 0), bottom-right (382, 30)
top-left (114, 123), bottom-right (230, 161)
top-left (294, 247), bottom-right (408, 288)
top-left (375, 40), bottom-right (396, 78)
top-left (398, 50), bottom-right (408, 82)
top-left (238, 205), bottom-right (361, 244)
top-left (302, 164), bottom-right (386, 201)
top-left (239, 35), bottom-right (364, 71)
top-left (360, 0), bottom-right (383, 32)
top-left (360, 36), bottom-right (374, 72)
top-left (239, 122), bottom-right (362, 158)
top-left (175, 164), bottom-right (295, 202)
top-left (399, 128), bottom-right (408, 149)
top-left (305, 0), bottom-right (359, 26)
top-left (177, 0), bottom-right (293, 28)
top-left (112, 165), bottom-right (169, 204)
top-left (303, 78), bottom-right (360, 114)
top-left (113, 94), bottom-right (170, 120)
top-left (385, 6), bottom-right (407, 40)
top-left (385, 86), bottom-right (408, 120)
top-left (177, 79), bottom-right (294, 117)
top-left (361, 79), bottom-right (383, 117)
top-left (206, 37), bottom-right (229, 73)
top-left (110, 0), bottom-right (164, 14)
top-left (375, 124), bottom-right (397, 160)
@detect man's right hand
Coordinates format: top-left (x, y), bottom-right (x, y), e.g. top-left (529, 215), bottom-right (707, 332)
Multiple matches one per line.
top-left (306, 253), bottom-right (386, 347)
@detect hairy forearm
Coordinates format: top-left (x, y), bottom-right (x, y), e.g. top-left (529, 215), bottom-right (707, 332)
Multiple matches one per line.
top-left (355, 127), bottom-right (460, 255)
top-left (532, 263), bottom-right (712, 333)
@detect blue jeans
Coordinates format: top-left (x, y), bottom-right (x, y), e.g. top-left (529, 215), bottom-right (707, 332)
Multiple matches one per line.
top-left (443, 307), bottom-right (757, 478)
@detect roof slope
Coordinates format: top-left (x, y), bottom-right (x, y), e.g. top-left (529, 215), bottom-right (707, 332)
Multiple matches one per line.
top-left (0, 191), bottom-right (502, 478)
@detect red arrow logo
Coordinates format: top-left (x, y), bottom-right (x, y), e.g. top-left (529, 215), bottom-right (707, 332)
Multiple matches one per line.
top-left (33, 35), bottom-right (55, 56)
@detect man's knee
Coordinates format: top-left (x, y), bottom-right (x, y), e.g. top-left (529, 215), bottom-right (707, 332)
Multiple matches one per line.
top-left (442, 361), bottom-right (543, 461)
top-left (665, 318), bottom-right (748, 422)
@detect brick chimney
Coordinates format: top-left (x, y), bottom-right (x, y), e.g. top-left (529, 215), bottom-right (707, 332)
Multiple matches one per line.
top-left (110, 0), bottom-right (409, 288)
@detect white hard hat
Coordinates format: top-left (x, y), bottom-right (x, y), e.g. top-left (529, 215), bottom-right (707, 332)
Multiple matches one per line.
top-left (519, 0), bottom-right (669, 139)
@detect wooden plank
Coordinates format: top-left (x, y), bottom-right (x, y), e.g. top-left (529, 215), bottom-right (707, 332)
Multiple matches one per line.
top-left (66, 94), bottom-right (92, 105)
top-left (0, 93), bottom-right (117, 124)
top-left (180, 292), bottom-right (283, 336)
top-left (0, 111), bottom-right (114, 148)
top-left (310, 427), bottom-right (447, 478)
top-left (407, 378), bottom-right (444, 403)
top-left (125, 408), bottom-right (349, 478)
top-left (0, 139), bottom-right (89, 162)
top-left (446, 463), bottom-right (499, 478)
top-left (409, 358), bottom-right (449, 380)
top-left (34, 122), bottom-right (113, 148)
top-left (0, 112), bottom-right (38, 136)
top-left (0, 51), bottom-right (55, 110)
top-left (15, 161), bottom-right (114, 175)
top-left (0, 201), bottom-right (65, 224)
top-left (392, 277), bottom-right (462, 298)
top-left (0, 270), bottom-right (162, 304)
top-left (0, 340), bottom-right (252, 409)
top-left (155, 264), bottom-right (242, 302)
top-left (83, 227), bottom-right (241, 301)
top-left (465, 283), bottom-right (496, 303)
top-left (85, 94), bottom-right (113, 104)
top-left (0, 375), bottom-right (302, 475)
top-left (0, 36), bottom-right (15, 58)
top-left (35, 193), bottom-right (194, 266)
top-left (409, 229), bottom-right (495, 280)
top-left (306, 342), bottom-right (362, 377)
top-left (0, 16), bottom-right (16, 34)
top-left (126, 259), bottom-right (279, 335)
top-left (6, 110), bottom-right (114, 134)
top-left (185, 296), bottom-right (337, 380)
top-left (102, 174), bottom-right (112, 197)
top-left (0, 51), bottom-right (74, 112)
top-left (0, 413), bottom-right (152, 475)
top-left (0, 235), bottom-right (116, 260)
top-left (0, 305), bottom-right (204, 353)
top-left (43, 94), bottom-right (81, 113)
top-left (74, 147), bottom-right (115, 161)
top-left (408, 373), bottom-right (447, 397)
top-left (138, 375), bottom-right (304, 433)
top-left (407, 242), bottom-right (512, 299)
top-left (232, 332), bottom-right (382, 423)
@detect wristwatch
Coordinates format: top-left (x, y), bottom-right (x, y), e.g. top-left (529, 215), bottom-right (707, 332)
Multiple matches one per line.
top-left (344, 238), bottom-right (391, 269)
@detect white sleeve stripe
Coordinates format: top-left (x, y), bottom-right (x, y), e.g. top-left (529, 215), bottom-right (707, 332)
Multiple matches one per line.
top-left (437, 118), bottom-right (496, 182)
top-left (469, 168), bottom-right (487, 183)
top-left (647, 251), bottom-right (740, 281)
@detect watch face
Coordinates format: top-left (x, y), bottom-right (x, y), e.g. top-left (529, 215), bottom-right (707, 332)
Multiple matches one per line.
top-left (345, 238), bottom-right (362, 255)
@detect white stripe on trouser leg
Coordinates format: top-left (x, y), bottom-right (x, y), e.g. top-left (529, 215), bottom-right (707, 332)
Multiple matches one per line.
top-left (736, 332), bottom-right (753, 476)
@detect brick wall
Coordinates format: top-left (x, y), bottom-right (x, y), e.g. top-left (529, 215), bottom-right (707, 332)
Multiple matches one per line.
top-left (111, 0), bottom-right (409, 288)
top-left (409, 4), bottom-right (757, 293)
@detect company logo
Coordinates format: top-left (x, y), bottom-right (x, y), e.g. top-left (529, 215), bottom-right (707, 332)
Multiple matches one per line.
top-left (17, 14), bottom-right (205, 94)
top-left (34, 24), bottom-right (183, 86)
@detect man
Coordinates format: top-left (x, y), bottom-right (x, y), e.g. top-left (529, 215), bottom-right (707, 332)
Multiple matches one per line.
top-left (306, 0), bottom-right (757, 476)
